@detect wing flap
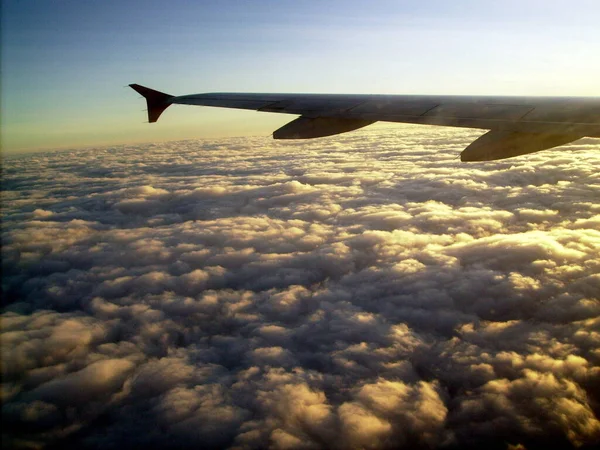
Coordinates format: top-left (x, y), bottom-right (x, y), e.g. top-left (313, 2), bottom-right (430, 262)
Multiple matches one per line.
top-left (261, 99), bottom-right (363, 116)
top-left (424, 103), bottom-right (533, 121)
top-left (348, 100), bottom-right (438, 116)
top-left (174, 94), bottom-right (279, 110)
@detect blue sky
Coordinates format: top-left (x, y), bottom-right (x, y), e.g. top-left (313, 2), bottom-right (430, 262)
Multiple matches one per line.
top-left (2, 0), bottom-right (599, 153)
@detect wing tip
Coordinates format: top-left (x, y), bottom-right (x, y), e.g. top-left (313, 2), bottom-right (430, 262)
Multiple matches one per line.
top-left (129, 84), bottom-right (174, 123)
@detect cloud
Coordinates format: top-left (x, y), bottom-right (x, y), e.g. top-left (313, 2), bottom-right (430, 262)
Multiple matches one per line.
top-left (2, 126), bottom-right (600, 449)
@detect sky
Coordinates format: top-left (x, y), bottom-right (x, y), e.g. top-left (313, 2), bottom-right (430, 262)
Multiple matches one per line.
top-left (2, 127), bottom-right (600, 449)
top-left (2, 0), bottom-right (600, 153)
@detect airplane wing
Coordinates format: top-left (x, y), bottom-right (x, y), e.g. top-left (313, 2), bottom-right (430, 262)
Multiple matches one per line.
top-left (129, 84), bottom-right (600, 161)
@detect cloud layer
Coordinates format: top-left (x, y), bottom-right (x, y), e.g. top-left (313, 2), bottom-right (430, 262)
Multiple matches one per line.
top-left (2, 126), bottom-right (600, 449)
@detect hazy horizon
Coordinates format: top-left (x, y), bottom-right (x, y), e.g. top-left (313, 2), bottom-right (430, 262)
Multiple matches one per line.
top-left (2, 0), bottom-right (600, 154)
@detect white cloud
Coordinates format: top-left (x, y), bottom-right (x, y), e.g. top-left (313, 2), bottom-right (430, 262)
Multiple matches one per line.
top-left (2, 126), bottom-right (600, 449)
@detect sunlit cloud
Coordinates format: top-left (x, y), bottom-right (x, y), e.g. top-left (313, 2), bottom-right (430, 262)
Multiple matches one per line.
top-left (2, 126), bottom-right (600, 449)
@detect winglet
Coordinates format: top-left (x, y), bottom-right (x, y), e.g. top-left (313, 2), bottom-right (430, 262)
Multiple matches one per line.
top-left (129, 84), bottom-right (174, 123)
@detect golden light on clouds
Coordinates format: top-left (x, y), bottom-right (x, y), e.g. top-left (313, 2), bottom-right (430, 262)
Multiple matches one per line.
top-left (3, 126), bottom-right (600, 448)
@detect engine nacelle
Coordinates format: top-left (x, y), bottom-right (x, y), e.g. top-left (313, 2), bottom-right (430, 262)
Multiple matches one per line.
top-left (461, 130), bottom-right (583, 161)
top-left (273, 116), bottom-right (374, 139)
